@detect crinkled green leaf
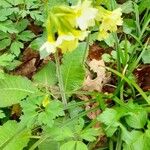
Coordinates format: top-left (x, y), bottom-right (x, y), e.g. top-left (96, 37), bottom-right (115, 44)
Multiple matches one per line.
top-left (0, 121), bottom-right (31, 150)
top-left (119, 0), bottom-right (133, 14)
top-left (102, 53), bottom-right (112, 63)
top-left (61, 43), bottom-right (86, 93)
top-left (0, 74), bottom-right (39, 107)
top-left (30, 11), bottom-right (44, 22)
top-left (21, 96), bottom-right (64, 128)
top-left (121, 126), bottom-right (150, 150)
top-left (10, 41), bottom-right (23, 56)
top-left (125, 110), bottom-right (147, 129)
top-left (0, 21), bottom-right (18, 33)
top-left (0, 38), bottom-right (11, 50)
top-left (0, 54), bottom-right (15, 67)
top-left (30, 36), bottom-right (46, 50)
top-left (18, 30), bottom-right (35, 42)
top-left (142, 49), bottom-right (150, 64)
top-left (33, 61), bottom-right (57, 86)
top-left (0, 8), bottom-right (18, 21)
top-left (81, 128), bottom-right (100, 142)
top-left (15, 19), bottom-right (29, 32)
top-left (43, 126), bottom-right (74, 141)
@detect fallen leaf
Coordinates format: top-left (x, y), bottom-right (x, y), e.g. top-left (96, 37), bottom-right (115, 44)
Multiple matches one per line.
top-left (83, 59), bottom-right (110, 92)
top-left (22, 47), bottom-right (39, 62)
top-left (134, 65), bottom-right (150, 91)
top-left (12, 58), bottom-right (37, 78)
top-left (11, 48), bottom-right (40, 78)
top-left (88, 43), bottom-right (104, 60)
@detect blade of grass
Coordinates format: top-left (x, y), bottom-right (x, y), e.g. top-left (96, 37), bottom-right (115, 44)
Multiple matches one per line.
top-left (106, 67), bottom-right (150, 104)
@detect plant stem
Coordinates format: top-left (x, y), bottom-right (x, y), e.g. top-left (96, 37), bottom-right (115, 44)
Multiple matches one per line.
top-left (54, 51), bottom-right (67, 106)
top-left (83, 34), bottom-right (90, 64)
top-left (115, 129), bottom-right (122, 150)
top-left (109, 139), bottom-right (114, 150)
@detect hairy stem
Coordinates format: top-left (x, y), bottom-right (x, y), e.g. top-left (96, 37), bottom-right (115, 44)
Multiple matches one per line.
top-left (54, 51), bottom-right (67, 106)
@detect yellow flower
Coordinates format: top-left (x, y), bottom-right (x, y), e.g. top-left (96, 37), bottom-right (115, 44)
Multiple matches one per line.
top-left (101, 8), bottom-right (122, 32)
top-left (73, 0), bottom-right (98, 30)
top-left (58, 38), bottom-right (78, 53)
top-left (97, 7), bottom-right (123, 40)
top-left (40, 3), bottom-right (92, 58)
top-left (56, 30), bottom-right (88, 53)
top-left (42, 95), bottom-right (50, 107)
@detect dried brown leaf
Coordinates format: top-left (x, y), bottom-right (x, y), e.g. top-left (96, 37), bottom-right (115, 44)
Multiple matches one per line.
top-left (83, 59), bottom-right (110, 92)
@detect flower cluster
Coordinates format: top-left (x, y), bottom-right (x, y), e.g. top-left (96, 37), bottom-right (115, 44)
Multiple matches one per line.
top-left (40, 0), bottom-right (123, 58)
top-left (96, 7), bottom-right (123, 40)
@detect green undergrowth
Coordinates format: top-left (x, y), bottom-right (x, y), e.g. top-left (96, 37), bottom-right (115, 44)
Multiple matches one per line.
top-left (0, 0), bottom-right (150, 150)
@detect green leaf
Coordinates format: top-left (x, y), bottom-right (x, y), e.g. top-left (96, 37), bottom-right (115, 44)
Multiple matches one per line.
top-left (81, 128), bottom-right (100, 142)
top-left (102, 53), bottom-right (112, 63)
top-left (95, 0), bottom-right (111, 9)
top-left (97, 108), bottom-right (120, 136)
top-left (38, 100), bottom-right (65, 127)
top-left (0, 38), bottom-right (11, 50)
top-left (30, 36), bottom-right (46, 50)
top-left (123, 19), bottom-right (136, 34)
top-left (125, 110), bottom-right (147, 129)
top-left (21, 96), bottom-right (64, 128)
top-left (0, 8), bottom-right (17, 21)
top-left (15, 19), bottom-right (29, 32)
top-left (30, 11), bottom-right (44, 22)
top-left (139, 0), bottom-right (150, 14)
top-left (0, 54), bottom-right (15, 67)
top-left (0, 74), bottom-right (39, 107)
top-left (89, 32), bottom-right (98, 45)
top-left (104, 33), bottom-right (115, 47)
top-left (61, 43), bottom-right (86, 93)
top-left (0, 121), bottom-right (31, 150)
top-left (121, 127), bottom-right (150, 150)
top-left (10, 41), bottom-right (23, 56)
top-left (97, 107), bottom-right (127, 137)
top-left (0, 69), bottom-right (5, 79)
top-left (119, 0), bottom-right (133, 14)
top-left (0, 0), bottom-right (12, 7)
top-left (33, 61), bottom-right (57, 86)
top-left (0, 31), bottom-right (9, 40)
top-left (39, 141), bottom-right (60, 150)
top-left (142, 49), bottom-right (150, 64)
top-left (4, 0), bottom-right (24, 6)
top-left (0, 21), bottom-right (18, 33)
top-left (60, 141), bottom-right (88, 150)
top-left (18, 31), bottom-right (35, 42)
top-left (43, 126), bottom-right (74, 141)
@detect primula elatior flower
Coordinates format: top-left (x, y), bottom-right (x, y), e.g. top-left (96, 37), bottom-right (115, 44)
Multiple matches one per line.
top-left (56, 30), bottom-right (88, 53)
top-left (40, 30), bottom-right (88, 58)
top-left (40, 41), bottom-right (57, 59)
top-left (56, 33), bottom-right (78, 53)
top-left (97, 8), bottom-right (123, 40)
top-left (40, 1), bottom-right (123, 58)
top-left (73, 0), bottom-right (98, 30)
